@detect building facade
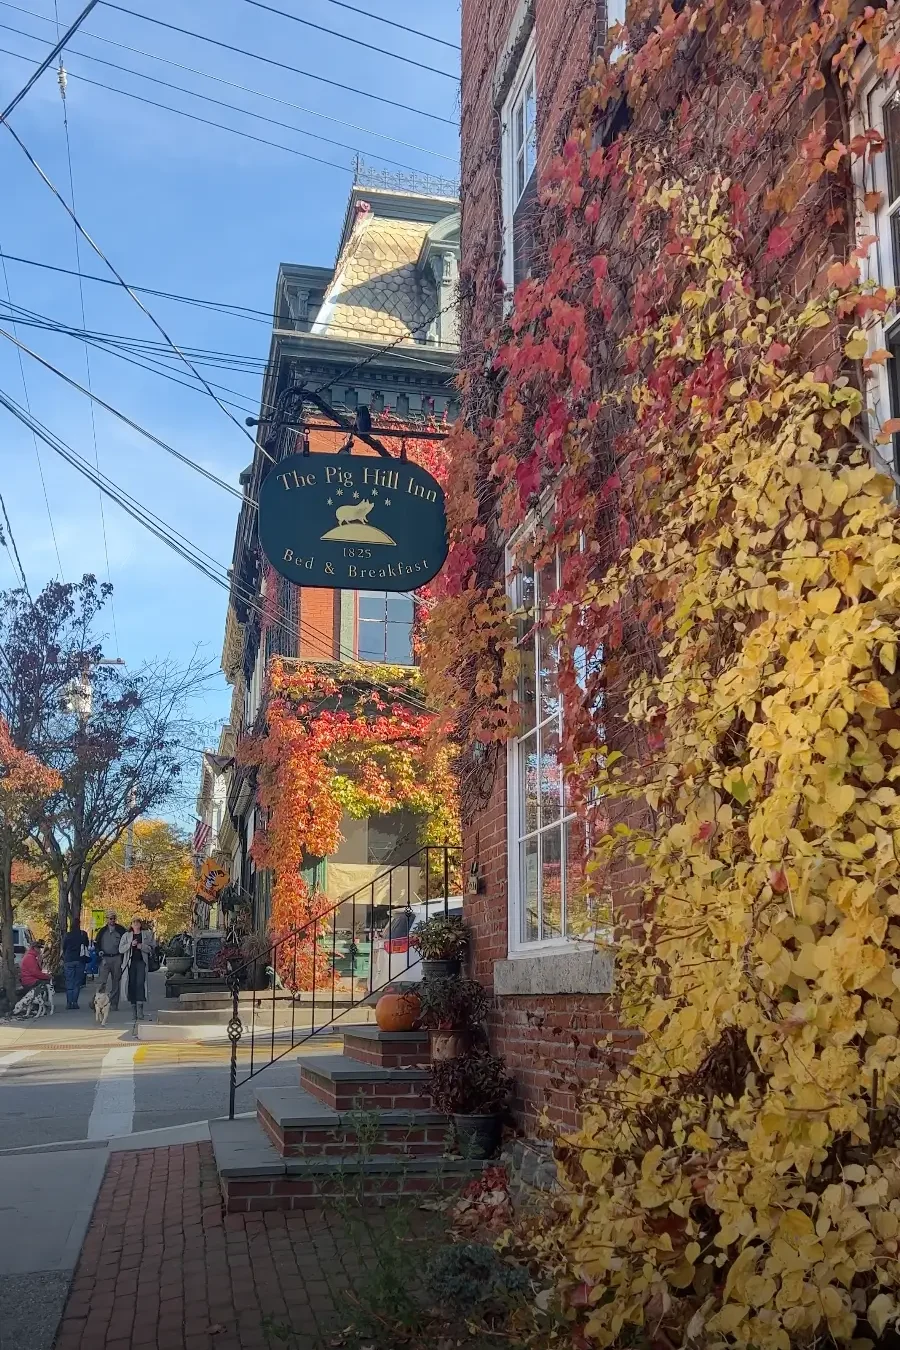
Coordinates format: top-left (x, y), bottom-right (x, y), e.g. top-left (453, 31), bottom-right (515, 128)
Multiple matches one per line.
top-left (217, 171), bottom-right (460, 932)
top-left (453, 0), bottom-right (900, 1135)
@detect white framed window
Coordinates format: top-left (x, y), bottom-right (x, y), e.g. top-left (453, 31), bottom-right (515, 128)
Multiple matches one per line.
top-left (356, 591), bottom-right (414, 665)
top-left (506, 542), bottom-right (594, 953)
top-left (854, 76), bottom-right (900, 468)
top-left (500, 34), bottom-right (537, 292)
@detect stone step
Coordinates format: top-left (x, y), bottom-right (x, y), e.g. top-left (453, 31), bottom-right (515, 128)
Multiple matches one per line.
top-left (155, 1007), bottom-right (231, 1026)
top-left (256, 1086), bottom-right (449, 1159)
top-left (298, 1052), bottom-right (433, 1112)
top-left (341, 1027), bottom-right (430, 1069)
top-left (210, 1116), bottom-right (487, 1213)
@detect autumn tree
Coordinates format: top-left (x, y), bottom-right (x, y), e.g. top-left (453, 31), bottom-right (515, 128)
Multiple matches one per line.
top-left (0, 718), bottom-right (60, 1006)
top-left (0, 576), bottom-right (211, 935)
top-left (85, 819), bottom-right (194, 938)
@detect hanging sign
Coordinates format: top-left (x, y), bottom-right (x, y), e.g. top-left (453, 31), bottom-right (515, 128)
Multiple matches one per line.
top-left (258, 451), bottom-right (448, 592)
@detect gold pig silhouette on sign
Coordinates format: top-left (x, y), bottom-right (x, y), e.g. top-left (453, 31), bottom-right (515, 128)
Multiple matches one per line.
top-left (320, 499), bottom-right (396, 545)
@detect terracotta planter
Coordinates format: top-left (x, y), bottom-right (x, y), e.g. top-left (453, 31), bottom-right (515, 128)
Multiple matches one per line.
top-left (430, 1028), bottom-right (471, 1061)
top-left (375, 991), bottom-right (421, 1032)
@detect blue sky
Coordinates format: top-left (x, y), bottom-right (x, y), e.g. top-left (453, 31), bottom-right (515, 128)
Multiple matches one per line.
top-left (0, 0), bottom-right (460, 806)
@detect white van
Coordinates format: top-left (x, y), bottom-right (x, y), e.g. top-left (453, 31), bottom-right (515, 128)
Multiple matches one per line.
top-left (369, 897), bottom-right (464, 992)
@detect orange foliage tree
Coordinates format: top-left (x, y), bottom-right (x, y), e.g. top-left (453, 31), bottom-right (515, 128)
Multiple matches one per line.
top-left (239, 661), bottom-right (457, 990)
top-left (0, 716), bottom-right (61, 1004)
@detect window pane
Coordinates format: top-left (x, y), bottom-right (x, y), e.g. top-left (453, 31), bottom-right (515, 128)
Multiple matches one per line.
top-left (538, 624), bottom-right (560, 722)
top-left (516, 150), bottom-right (525, 201)
top-left (889, 327), bottom-right (900, 471)
top-left (385, 622), bottom-right (413, 664)
top-left (524, 78), bottom-right (536, 178)
top-left (514, 99), bottom-right (524, 153)
top-left (541, 825), bottom-right (562, 939)
top-left (518, 634), bottom-right (537, 733)
top-left (564, 818), bottom-right (593, 938)
top-left (359, 594), bottom-right (386, 621)
top-left (886, 99), bottom-right (900, 203)
top-left (357, 623), bottom-right (385, 662)
top-left (540, 719), bottom-right (562, 828)
top-left (386, 596), bottom-right (413, 622)
top-left (522, 836), bottom-right (539, 942)
top-left (367, 810), bottom-right (418, 864)
top-left (520, 732), bottom-right (539, 835)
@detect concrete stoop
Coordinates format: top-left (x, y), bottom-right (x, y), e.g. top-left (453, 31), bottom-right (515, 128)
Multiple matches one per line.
top-left (210, 1027), bottom-right (489, 1212)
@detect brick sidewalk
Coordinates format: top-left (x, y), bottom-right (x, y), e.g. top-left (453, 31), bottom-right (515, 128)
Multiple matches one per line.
top-left (53, 1143), bottom-right (376, 1350)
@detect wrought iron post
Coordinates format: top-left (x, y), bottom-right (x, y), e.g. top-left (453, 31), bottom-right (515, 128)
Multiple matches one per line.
top-left (227, 967), bottom-right (243, 1120)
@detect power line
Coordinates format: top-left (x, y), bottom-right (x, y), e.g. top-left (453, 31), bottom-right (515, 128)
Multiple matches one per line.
top-left (101, 3), bottom-right (457, 127)
top-left (0, 489), bottom-right (29, 594)
top-left (0, 20), bottom-right (439, 174)
top-left (0, 0), bottom-right (95, 122)
top-left (0, 246), bottom-right (64, 577)
top-left (0, 1), bottom-right (457, 164)
top-left (0, 323), bottom-right (249, 503)
top-left (54, 16), bottom-right (119, 653)
top-left (0, 41), bottom-right (353, 175)
top-left (2, 119), bottom-right (270, 459)
top-left (320, 0), bottom-right (460, 51)
top-left (237, 0), bottom-right (458, 81)
top-left (0, 249), bottom-right (461, 349)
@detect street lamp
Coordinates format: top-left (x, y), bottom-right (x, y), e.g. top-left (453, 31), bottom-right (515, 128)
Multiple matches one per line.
top-left (59, 657), bottom-right (125, 721)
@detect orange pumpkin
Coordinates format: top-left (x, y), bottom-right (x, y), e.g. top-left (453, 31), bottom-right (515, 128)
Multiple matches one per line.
top-left (375, 991), bottom-right (420, 1032)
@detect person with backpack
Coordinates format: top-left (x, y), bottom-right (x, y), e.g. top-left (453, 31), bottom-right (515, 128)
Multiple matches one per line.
top-left (61, 922), bottom-right (89, 1009)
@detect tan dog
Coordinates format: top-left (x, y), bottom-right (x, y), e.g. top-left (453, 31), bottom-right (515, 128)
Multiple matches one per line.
top-left (93, 990), bottom-right (111, 1026)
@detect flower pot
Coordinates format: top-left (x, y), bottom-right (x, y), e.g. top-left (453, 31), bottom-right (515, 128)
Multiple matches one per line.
top-left (453, 1112), bottom-right (502, 1159)
top-left (166, 956), bottom-right (192, 976)
top-left (430, 1028), bottom-right (470, 1061)
top-left (375, 991), bottom-right (421, 1032)
top-left (422, 958), bottom-right (461, 980)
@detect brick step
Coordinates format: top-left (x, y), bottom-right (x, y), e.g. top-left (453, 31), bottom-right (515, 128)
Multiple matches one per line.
top-left (298, 1053), bottom-right (433, 1111)
top-left (341, 1027), bottom-right (430, 1068)
top-left (210, 1117), bottom-right (487, 1213)
top-left (256, 1086), bottom-right (449, 1158)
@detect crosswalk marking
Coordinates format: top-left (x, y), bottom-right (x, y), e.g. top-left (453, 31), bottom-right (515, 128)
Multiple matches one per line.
top-left (87, 1045), bottom-right (137, 1140)
top-left (0, 1050), bottom-right (34, 1075)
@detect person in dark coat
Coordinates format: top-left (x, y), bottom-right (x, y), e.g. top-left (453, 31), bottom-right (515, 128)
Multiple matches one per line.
top-left (61, 922), bottom-right (89, 1009)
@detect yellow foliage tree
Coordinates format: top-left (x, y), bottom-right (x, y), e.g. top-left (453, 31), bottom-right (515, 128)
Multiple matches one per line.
top-left (85, 820), bottom-right (194, 939)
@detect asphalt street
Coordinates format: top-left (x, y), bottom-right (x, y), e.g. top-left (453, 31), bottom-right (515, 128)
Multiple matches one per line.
top-left (0, 1042), bottom-right (307, 1150)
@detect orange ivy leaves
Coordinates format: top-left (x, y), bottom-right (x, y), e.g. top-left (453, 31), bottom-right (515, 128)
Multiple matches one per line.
top-left (0, 716), bottom-right (61, 847)
top-left (238, 662), bottom-right (456, 986)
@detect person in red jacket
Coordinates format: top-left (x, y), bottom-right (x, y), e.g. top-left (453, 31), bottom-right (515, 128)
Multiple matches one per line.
top-left (20, 940), bottom-right (51, 990)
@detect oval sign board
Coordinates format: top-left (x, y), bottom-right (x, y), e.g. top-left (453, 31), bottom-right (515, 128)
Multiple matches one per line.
top-left (258, 452), bottom-right (448, 592)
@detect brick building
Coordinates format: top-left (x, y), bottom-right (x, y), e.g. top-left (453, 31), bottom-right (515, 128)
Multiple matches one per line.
top-left (455, 0), bottom-right (900, 1135)
top-left (216, 170), bottom-right (460, 927)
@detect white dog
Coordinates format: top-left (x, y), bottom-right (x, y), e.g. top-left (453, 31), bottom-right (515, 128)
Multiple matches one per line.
top-left (93, 989), bottom-right (111, 1025)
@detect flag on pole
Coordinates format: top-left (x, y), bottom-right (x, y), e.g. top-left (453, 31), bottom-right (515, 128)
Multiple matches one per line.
top-left (192, 819), bottom-right (212, 856)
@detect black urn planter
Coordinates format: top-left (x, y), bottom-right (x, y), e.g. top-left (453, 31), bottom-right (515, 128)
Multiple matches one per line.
top-left (421, 958), bottom-right (461, 980)
top-left (453, 1112), bottom-right (502, 1159)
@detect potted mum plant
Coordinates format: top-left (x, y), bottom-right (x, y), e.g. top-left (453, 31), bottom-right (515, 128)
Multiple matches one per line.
top-left (416, 977), bottom-right (491, 1060)
top-left (411, 913), bottom-right (469, 979)
top-left (428, 1051), bottom-right (514, 1159)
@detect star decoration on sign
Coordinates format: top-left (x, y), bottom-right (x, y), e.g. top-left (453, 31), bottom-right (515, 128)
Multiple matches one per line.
top-left (326, 497), bottom-right (333, 506)
top-left (352, 491), bottom-right (360, 499)
top-left (384, 498), bottom-right (392, 506)
top-left (336, 489), bottom-right (344, 497)
top-left (371, 488), bottom-right (379, 496)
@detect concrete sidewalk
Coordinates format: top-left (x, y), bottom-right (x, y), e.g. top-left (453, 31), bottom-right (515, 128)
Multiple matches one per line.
top-left (0, 970), bottom-right (168, 1051)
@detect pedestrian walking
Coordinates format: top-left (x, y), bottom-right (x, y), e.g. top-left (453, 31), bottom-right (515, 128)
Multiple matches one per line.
top-left (119, 917), bottom-right (155, 1021)
top-left (61, 921), bottom-right (89, 1010)
top-left (96, 910), bottom-right (125, 1012)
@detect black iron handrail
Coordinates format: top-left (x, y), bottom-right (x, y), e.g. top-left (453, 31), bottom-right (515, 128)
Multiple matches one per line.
top-left (226, 844), bottom-right (461, 1117)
